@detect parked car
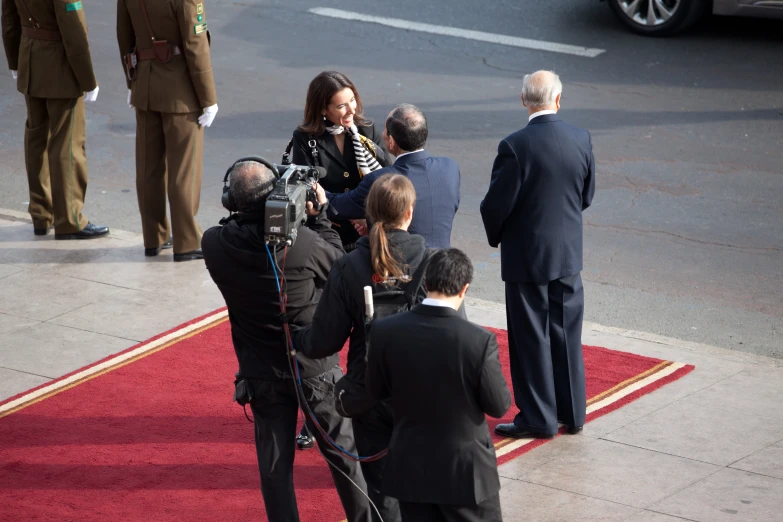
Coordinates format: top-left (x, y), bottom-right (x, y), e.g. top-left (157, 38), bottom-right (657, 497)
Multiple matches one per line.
top-left (605, 0), bottom-right (783, 35)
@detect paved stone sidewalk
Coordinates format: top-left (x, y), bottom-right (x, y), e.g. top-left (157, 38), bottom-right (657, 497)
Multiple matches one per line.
top-left (1, 209), bottom-right (781, 522)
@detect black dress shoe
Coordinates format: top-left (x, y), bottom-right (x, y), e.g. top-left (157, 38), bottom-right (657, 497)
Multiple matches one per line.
top-left (296, 432), bottom-right (316, 450)
top-left (144, 237), bottom-right (174, 257)
top-left (54, 222), bottom-right (110, 240)
top-left (494, 423), bottom-right (555, 440)
top-left (566, 426), bottom-right (583, 435)
top-left (173, 249), bottom-right (203, 262)
top-left (34, 227), bottom-right (50, 236)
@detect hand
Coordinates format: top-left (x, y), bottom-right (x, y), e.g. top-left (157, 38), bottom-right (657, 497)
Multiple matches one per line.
top-left (306, 182), bottom-right (327, 216)
top-left (83, 85), bottom-right (99, 103)
top-left (127, 89), bottom-right (134, 110)
top-left (198, 104), bottom-right (218, 127)
top-left (11, 70), bottom-right (17, 80)
top-left (351, 219), bottom-right (368, 237)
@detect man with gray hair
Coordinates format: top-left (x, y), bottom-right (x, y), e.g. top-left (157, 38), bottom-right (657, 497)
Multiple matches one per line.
top-left (326, 103), bottom-right (461, 249)
top-left (202, 159), bottom-right (374, 521)
top-left (481, 70), bottom-right (596, 440)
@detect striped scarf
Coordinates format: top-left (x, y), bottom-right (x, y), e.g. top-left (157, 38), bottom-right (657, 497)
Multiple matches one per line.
top-left (325, 123), bottom-right (383, 177)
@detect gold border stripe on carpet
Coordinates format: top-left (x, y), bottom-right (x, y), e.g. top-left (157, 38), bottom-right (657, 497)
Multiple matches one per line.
top-left (495, 361), bottom-right (686, 458)
top-left (0, 311), bottom-right (228, 419)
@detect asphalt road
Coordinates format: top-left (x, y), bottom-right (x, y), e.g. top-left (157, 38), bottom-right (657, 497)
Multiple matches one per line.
top-left (0, 0), bottom-right (781, 357)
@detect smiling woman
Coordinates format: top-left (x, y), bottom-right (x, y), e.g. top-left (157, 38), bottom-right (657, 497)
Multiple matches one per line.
top-left (290, 71), bottom-right (392, 250)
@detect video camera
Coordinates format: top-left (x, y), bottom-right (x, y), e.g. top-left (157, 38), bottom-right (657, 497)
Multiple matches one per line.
top-left (222, 156), bottom-right (327, 247)
top-left (263, 163), bottom-right (326, 246)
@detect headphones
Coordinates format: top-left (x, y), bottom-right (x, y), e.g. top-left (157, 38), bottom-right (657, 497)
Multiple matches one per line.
top-left (222, 156), bottom-right (280, 213)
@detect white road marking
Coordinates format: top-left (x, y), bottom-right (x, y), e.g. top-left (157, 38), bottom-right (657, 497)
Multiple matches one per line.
top-left (309, 8), bottom-right (606, 58)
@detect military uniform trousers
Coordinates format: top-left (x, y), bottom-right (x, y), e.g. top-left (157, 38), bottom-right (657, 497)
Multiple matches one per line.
top-left (398, 494), bottom-right (503, 522)
top-left (135, 109), bottom-right (204, 254)
top-left (249, 366), bottom-right (373, 522)
top-left (24, 96), bottom-right (90, 234)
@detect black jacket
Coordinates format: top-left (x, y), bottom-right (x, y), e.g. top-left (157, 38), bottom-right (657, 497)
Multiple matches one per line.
top-left (202, 212), bottom-right (344, 380)
top-left (294, 230), bottom-right (429, 406)
top-left (480, 114), bottom-right (595, 284)
top-left (292, 123), bottom-right (392, 246)
top-left (366, 305), bottom-right (511, 505)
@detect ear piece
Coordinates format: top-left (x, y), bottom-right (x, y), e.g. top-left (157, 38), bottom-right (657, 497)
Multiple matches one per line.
top-left (222, 156), bottom-right (280, 213)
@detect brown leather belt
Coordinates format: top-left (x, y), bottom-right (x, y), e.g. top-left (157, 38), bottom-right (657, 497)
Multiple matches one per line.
top-left (137, 45), bottom-right (182, 61)
top-left (22, 26), bottom-right (62, 41)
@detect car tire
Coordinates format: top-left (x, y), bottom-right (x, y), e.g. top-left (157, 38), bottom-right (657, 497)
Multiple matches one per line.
top-left (608, 0), bottom-right (710, 36)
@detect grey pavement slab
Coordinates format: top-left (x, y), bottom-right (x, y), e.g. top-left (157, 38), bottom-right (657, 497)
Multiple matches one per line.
top-left (730, 442), bottom-right (783, 481)
top-left (651, 468), bottom-right (783, 522)
top-left (0, 367), bottom-right (49, 402)
top-left (0, 313), bottom-right (39, 336)
top-left (500, 436), bottom-right (720, 509)
top-left (623, 512), bottom-right (698, 522)
top-left (498, 478), bottom-right (640, 521)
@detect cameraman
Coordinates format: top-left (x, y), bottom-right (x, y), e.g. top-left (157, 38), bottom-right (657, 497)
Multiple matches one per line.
top-left (202, 160), bottom-right (372, 522)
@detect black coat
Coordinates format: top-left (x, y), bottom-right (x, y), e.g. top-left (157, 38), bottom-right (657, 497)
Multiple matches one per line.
top-left (292, 123), bottom-right (392, 246)
top-left (202, 212), bottom-right (344, 380)
top-left (480, 114), bottom-right (596, 284)
top-left (366, 305), bottom-right (511, 505)
top-left (293, 230), bottom-right (429, 405)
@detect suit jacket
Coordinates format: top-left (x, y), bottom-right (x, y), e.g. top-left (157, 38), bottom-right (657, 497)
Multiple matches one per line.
top-left (481, 114), bottom-right (595, 284)
top-left (116, 0), bottom-right (217, 113)
top-left (2, 0), bottom-right (97, 98)
top-left (291, 123), bottom-right (391, 246)
top-left (327, 150), bottom-right (461, 249)
top-left (366, 304), bottom-right (511, 505)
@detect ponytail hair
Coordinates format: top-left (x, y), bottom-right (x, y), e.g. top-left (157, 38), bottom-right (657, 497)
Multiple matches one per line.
top-left (366, 174), bottom-right (416, 283)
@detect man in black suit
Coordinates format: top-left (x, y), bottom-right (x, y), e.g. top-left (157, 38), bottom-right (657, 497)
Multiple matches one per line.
top-left (366, 248), bottom-right (511, 522)
top-left (326, 104), bottom-right (461, 249)
top-left (480, 70), bottom-right (595, 440)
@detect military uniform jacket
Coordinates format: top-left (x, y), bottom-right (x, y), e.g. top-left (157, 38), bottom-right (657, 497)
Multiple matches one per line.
top-left (2, 0), bottom-right (97, 98)
top-left (116, 0), bottom-right (217, 113)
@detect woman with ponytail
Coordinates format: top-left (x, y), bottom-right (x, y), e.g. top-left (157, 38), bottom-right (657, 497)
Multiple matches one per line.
top-left (295, 174), bottom-right (431, 522)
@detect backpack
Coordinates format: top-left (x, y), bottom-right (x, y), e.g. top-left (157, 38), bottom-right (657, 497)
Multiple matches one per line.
top-left (333, 248), bottom-right (434, 418)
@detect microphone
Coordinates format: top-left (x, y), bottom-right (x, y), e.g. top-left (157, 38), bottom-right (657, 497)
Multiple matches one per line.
top-left (274, 163), bottom-right (327, 180)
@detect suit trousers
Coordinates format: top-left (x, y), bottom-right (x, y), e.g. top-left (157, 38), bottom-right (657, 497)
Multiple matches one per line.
top-left (352, 401), bottom-right (401, 522)
top-left (398, 494), bottom-right (503, 522)
top-left (135, 109), bottom-right (203, 253)
top-left (24, 96), bottom-right (89, 234)
top-left (249, 367), bottom-right (372, 522)
top-left (505, 273), bottom-right (586, 434)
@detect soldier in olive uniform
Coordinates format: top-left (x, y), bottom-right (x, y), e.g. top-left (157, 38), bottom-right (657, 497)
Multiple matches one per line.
top-left (2, 0), bottom-right (109, 239)
top-left (117, 0), bottom-right (217, 261)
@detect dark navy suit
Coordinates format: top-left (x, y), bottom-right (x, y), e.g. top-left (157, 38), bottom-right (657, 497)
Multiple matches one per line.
top-left (326, 150), bottom-right (460, 249)
top-left (480, 113), bottom-right (595, 435)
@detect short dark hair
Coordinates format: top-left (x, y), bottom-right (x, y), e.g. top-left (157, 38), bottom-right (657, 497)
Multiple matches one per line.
top-left (425, 248), bottom-right (473, 296)
top-left (385, 104), bottom-right (428, 152)
top-left (230, 161), bottom-right (276, 213)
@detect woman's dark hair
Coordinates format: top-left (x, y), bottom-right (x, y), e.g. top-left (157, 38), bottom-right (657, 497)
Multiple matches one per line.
top-left (297, 71), bottom-right (371, 135)
top-left (366, 174), bottom-right (416, 282)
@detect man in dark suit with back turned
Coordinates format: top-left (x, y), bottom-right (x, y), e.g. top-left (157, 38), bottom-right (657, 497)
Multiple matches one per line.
top-left (325, 104), bottom-right (460, 249)
top-left (481, 70), bottom-right (595, 440)
top-left (366, 248), bottom-right (511, 522)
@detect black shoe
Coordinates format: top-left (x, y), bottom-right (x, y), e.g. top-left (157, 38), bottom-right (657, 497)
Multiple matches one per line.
top-left (494, 423), bottom-right (555, 440)
top-left (144, 237), bottom-right (174, 257)
top-left (34, 227), bottom-right (50, 236)
top-left (173, 249), bottom-right (203, 262)
top-left (296, 432), bottom-right (316, 450)
top-left (54, 222), bottom-right (110, 240)
top-left (566, 426), bottom-right (583, 435)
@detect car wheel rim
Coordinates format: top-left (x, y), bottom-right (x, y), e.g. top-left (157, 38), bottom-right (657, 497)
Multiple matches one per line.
top-left (619, 0), bottom-right (681, 26)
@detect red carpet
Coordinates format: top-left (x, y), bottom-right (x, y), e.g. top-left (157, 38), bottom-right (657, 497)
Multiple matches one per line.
top-left (0, 309), bottom-right (693, 521)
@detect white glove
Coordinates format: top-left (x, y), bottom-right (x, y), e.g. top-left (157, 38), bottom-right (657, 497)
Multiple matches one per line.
top-left (127, 89), bottom-right (134, 110)
top-left (198, 104), bottom-right (218, 127)
top-left (11, 70), bottom-right (17, 80)
top-left (83, 85), bottom-right (99, 103)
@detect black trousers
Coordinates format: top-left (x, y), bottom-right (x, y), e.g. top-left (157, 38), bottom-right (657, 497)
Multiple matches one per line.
top-left (398, 494), bottom-right (503, 522)
top-left (505, 273), bottom-right (586, 435)
top-left (352, 401), bottom-right (401, 522)
top-left (249, 366), bottom-right (372, 522)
